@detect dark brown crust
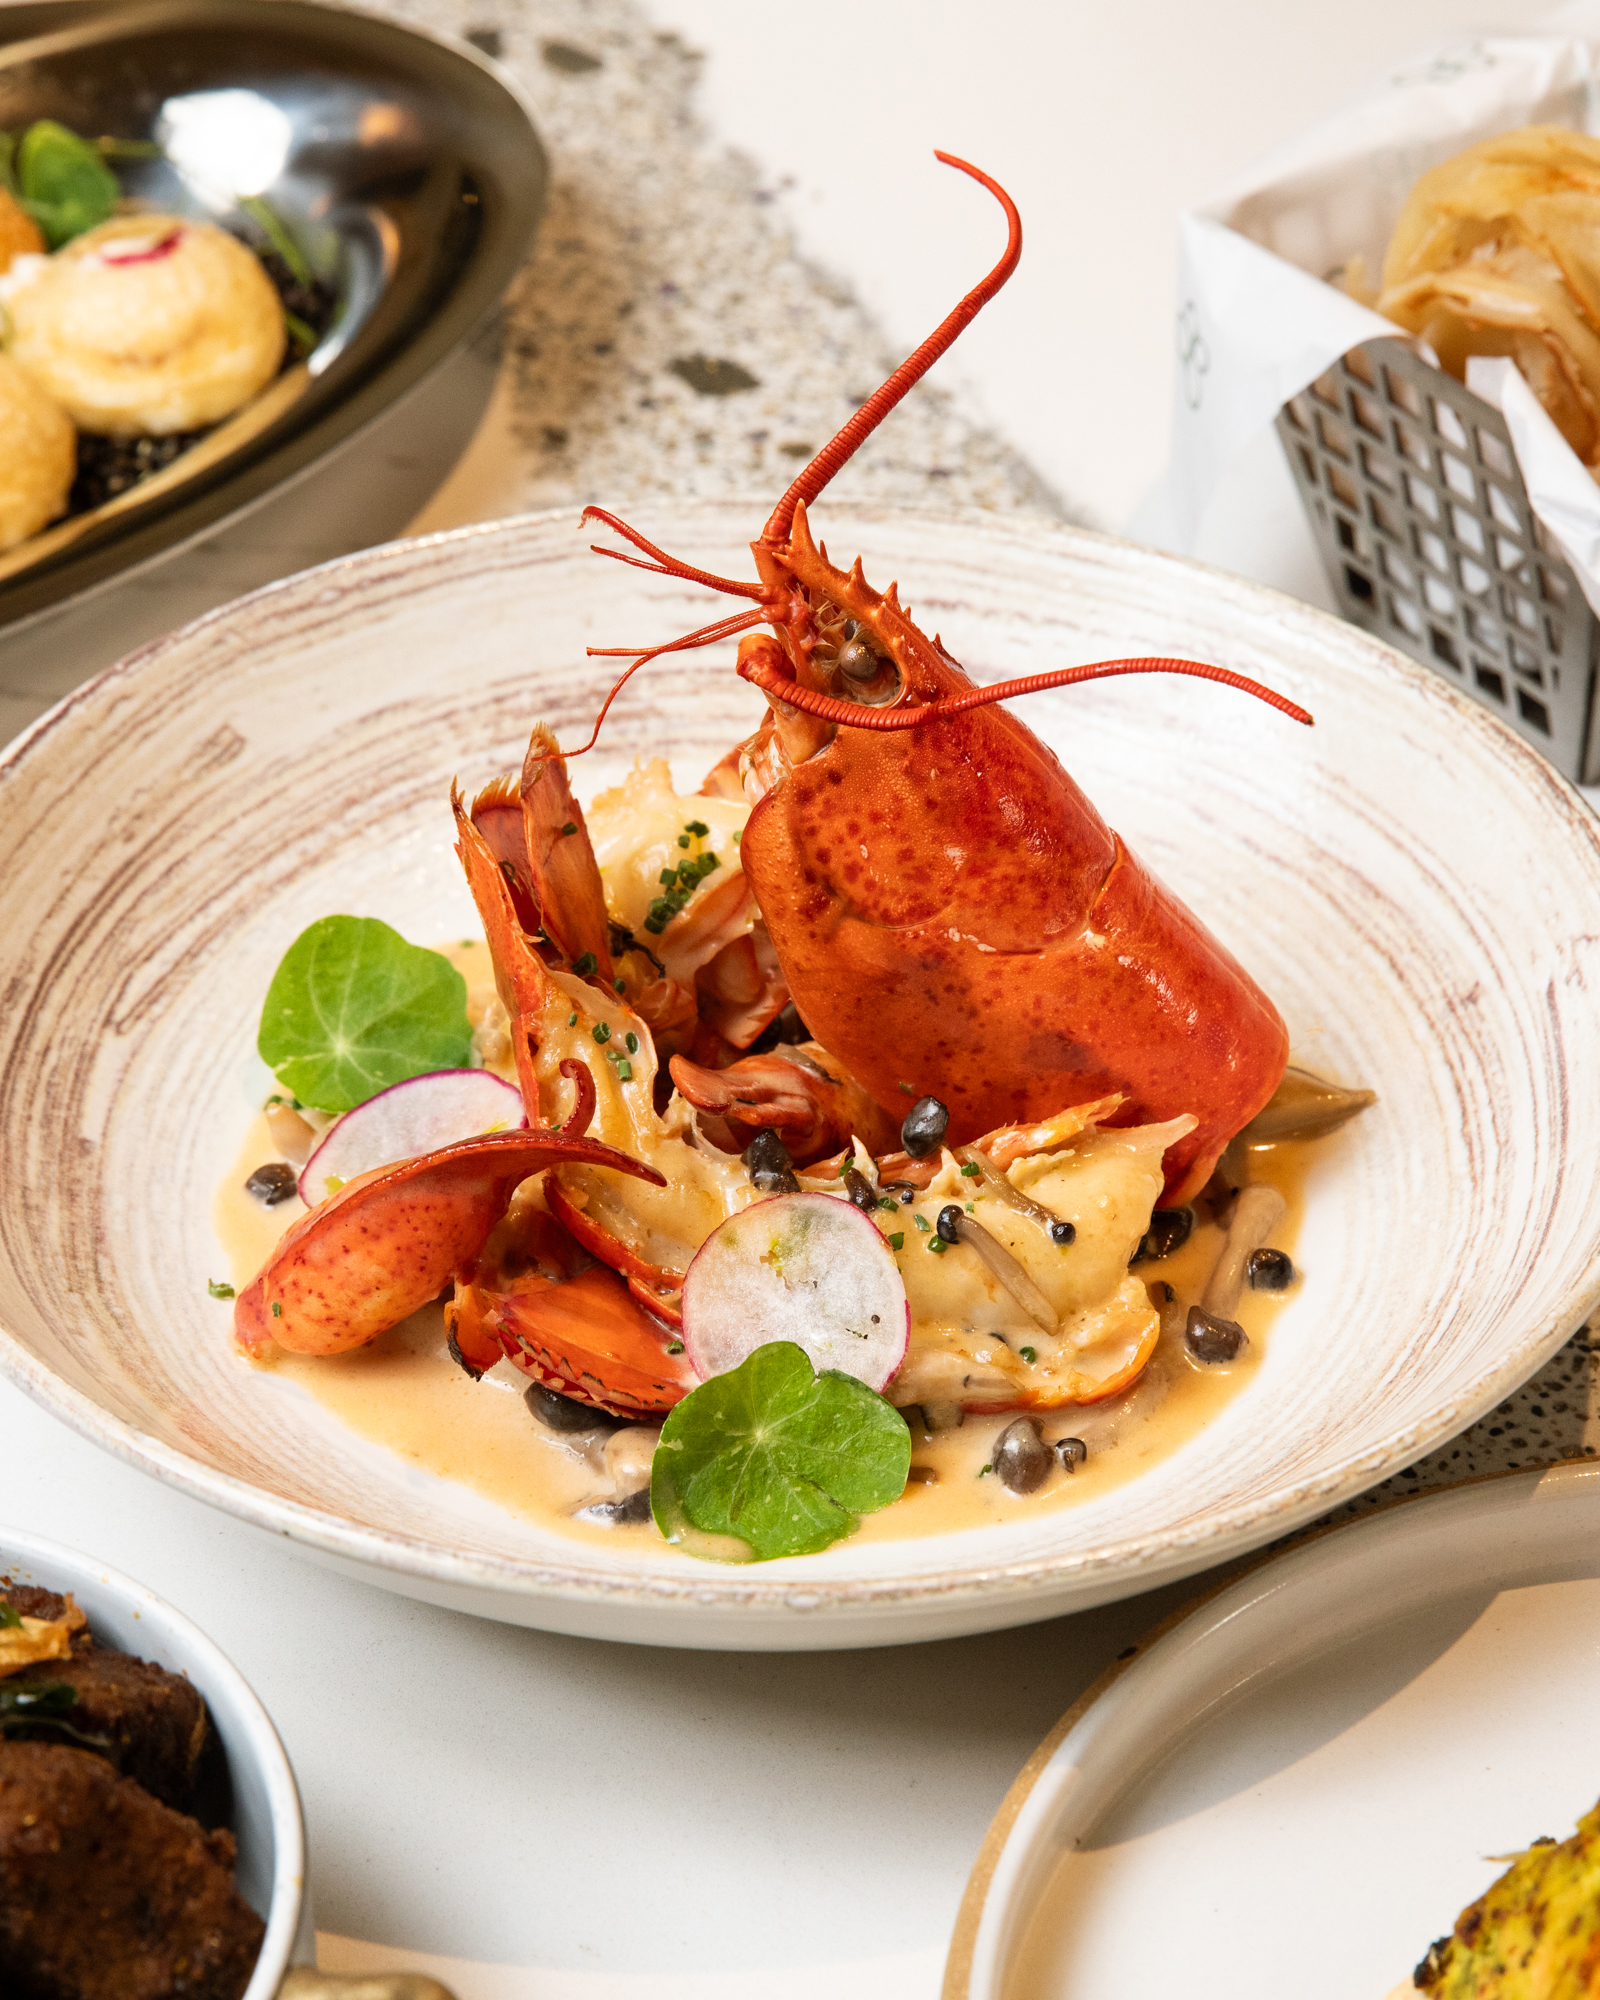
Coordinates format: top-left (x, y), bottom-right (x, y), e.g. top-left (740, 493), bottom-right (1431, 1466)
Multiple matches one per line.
top-left (1, 1587), bottom-right (206, 1811)
top-left (0, 1742), bottom-right (263, 2000)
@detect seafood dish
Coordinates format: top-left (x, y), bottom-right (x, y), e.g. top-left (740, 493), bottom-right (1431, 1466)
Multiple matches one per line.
top-left (221, 157), bottom-right (1372, 1564)
top-left (1389, 1791), bottom-right (1600, 1999)
top-left (1348, 126), bottom-right (1600, 476)
top-left (0, 1578), bottom-right (263, 1998)
top-left (0, 119), bottom-right (333, 555)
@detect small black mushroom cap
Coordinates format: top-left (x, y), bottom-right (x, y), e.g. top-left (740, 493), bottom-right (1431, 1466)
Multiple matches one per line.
top-left (245, 1162), bottom-right (298, 1205)
top-left (1054, 1436), bottom-right (1088, 1473)
top-left (525, 1382), bottom-right (625, 1433)
top-left (993, 1417), bottom-right (1052, 1495)
top-left (936, 1203), bottom-right (963, 1244)
top-left (744, 1128), bottom-right (800, 1194)
top-left (1049, 1219), bottom-right (1076, 1247)
top-left (1185, 1305), bottom-right (1249, 1364)
top-left (1129, 1206), bottom-right (1194, 1266)
top-left (1247, 1246), bottom-right (1295, 1291)
top-left (901, 1096), bottom-right (949, 1158)
top-left (575, 1486), bottom-right (654, 1526)
top-left (843, 1167), bottom-right (878, 1214)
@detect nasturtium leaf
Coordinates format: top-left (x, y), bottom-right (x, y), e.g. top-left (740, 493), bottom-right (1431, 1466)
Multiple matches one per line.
top-left (258, 915), bottom-right (472, 1113)
top-left (650, 1341), bottom-right (911, 1562)
top-left (16, 121), bottom-right (118, 248)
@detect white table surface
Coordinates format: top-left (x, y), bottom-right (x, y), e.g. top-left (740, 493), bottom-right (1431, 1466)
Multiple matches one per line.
top-left (4, 0), bottom-right (1598, 1991)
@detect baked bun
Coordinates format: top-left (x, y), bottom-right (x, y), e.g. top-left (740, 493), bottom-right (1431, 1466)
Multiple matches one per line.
top-left (0, 187), bottom-right (45, 273)
top-left (0, 352), bottom-right (76, 551)
top-left (6, 214), bottom-right (285, 436)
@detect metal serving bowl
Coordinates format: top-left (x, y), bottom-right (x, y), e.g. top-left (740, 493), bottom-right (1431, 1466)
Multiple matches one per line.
top-left (0, 0), bottom-right (545, 631)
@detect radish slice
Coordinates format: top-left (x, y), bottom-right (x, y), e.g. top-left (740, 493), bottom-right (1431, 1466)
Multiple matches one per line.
top-left (298, 1070), bottom-right (526, 1207)
top-left (681, 1192), bottom-right (909, 1392)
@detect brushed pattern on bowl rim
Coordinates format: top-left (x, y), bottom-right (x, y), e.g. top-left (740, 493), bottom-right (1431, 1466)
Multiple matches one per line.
top-left (2, 500), bottom-right (1600, 1638)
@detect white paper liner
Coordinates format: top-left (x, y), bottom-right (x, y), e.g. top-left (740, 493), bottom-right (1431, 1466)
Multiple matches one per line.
top-left (1163, 4), bottom-right (1600, 609)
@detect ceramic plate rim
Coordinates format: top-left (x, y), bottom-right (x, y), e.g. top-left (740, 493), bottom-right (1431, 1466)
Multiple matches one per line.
top-left (4, 504), bottom-right (1600, 1622)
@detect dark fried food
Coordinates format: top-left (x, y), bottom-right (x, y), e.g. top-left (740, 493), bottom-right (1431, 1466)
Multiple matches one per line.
top-left (0, 1741), bottom-right (264, 2000)
top-left (0, 1585), bottom-right (206, 1811)
top-left (1415, 1799), bottom-right (1600, 1997)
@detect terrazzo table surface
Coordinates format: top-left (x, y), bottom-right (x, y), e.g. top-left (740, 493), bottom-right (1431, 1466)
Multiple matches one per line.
top-left (3, 0), bottom-right (1598, 1991)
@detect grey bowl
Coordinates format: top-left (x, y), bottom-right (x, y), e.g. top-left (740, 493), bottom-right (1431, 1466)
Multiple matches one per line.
top-left (0, 0), bottom-right (546, 631)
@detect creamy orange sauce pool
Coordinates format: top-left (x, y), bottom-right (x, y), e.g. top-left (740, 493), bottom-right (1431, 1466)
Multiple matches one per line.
top-left (216, 959), bottom-right (1310, 1553)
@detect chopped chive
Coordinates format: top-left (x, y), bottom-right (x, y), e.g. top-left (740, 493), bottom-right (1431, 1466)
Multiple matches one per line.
top-left (877, 1197), bottom-right (898, 1214)
top-left (614, 1057), bottom-right (634, 1081)
top-left (271, 1301), bottom-right (282, 1318)
top-left (667, 1339), bottom-right (685, 1354)
top-left (567, 1012), bottom-right (578, 1028)
top-left (913, 1213), bottom-right (931, 1232)
top-left (573, 951), bottom-right (598, 977)
top-left (898, 1082), bottom-right (914, 1095)
top-left (592, 1022), bottom-right (611, 1045)
top-left (978, 1463), bottom-right (993, 1477)
top-left (283, 309), bottom-right (317, 352)
top-left (625, 1031), bottom-right (638, 1053)
top-left (732, 830), bottom-right (741, 846)
top-left (887, 1232), bottom-right (904, 1251)
top-left (207, 1278), bottom-right (235, 1300)
top-left (686, 819), bottom-right (709, 837)
top-left (1020, 1345), bottom-right (1038, 1363)
top-left (927, 1237), bottom-right (947, 1254)
top-left (560, 821), bottom-right (578, 836)
top-left (614, 978), bottom-right (626, 993)
top-left (677, 832), bottom-right (691, 848)
top-left (959, 1161), bottom-right (981, 1178)
top-left (660, 869), bottom-right (676, 886)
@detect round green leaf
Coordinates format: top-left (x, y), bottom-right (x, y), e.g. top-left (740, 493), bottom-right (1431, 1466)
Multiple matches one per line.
top-left (258, 915), bottom-right (473, 1112)
top-left (651, 1342), bottom-right (912, 1561)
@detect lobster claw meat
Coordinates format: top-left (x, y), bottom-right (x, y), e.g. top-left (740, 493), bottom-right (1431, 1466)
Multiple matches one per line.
top-left (233, 1127), bottom-right (666, 1357)
top-left (667, 1041), bottom-right (899, 1163)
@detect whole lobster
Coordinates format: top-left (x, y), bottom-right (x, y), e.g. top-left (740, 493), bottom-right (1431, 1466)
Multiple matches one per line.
top-left (576, 152), bottom-right (1308, 1203)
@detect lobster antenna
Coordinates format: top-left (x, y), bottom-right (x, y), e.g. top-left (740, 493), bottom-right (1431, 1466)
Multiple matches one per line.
top-left (762, 153), bottom-right (1022, 546)
top-left (541, 606), bottom-right (768, 763)
top-left (581, 507), bottom-right (765, 600)
top-left (738, 652), bottom-right (1316, 729)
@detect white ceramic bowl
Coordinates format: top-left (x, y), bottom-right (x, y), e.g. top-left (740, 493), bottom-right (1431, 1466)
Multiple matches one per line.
top-left (945, 1459), bottom-right (1600, 2000)
top-left (3, 501), bottom-right (1600, 1650)
top-left (0, 1526), bottom-right (311, 1997)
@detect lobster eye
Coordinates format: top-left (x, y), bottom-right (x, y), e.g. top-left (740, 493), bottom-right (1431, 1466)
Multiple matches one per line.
top-left (837, 637), bottom-right (882, 681)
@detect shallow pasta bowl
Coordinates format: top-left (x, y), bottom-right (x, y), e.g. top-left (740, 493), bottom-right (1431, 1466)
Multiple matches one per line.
top-left (2, 500), bottom-right (1599, 1650)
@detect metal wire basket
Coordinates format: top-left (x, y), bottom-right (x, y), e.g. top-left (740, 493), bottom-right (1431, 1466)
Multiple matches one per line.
top-left (1276, 337), bottom-right (1599, 783)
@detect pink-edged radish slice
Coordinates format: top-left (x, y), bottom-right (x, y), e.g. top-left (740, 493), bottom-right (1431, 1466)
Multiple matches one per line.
top-left (298, 1070), bottom-right (526, 1208)
top-left (681, 1192), bottom-right (909, 1392)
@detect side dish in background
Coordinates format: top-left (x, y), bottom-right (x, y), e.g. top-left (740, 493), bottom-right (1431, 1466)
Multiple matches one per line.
top-left (224, 157), bottom-right (1372, 1565)
top-left (0, 120), bottom-right (333, 552)
top-left (1353, 126), bottom-right (1600, 475)
top-left (1391, 1793), bottom-right (1600, 1998)
top-left (0, 1578), bottom-right (263, 1999)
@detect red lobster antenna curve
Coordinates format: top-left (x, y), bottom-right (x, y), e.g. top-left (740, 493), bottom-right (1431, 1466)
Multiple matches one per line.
top-left (566, 155), bottom-right (1313, 753)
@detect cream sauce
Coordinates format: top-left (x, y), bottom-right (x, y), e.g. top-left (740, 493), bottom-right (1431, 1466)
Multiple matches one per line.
top-left (216, 978), bottom-right (1310, 1552)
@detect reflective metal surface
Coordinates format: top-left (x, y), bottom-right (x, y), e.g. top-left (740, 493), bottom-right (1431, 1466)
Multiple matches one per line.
top-left (0, 0), bottom-right (545, 630)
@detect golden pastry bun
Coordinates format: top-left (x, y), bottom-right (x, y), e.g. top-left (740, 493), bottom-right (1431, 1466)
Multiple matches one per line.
top-left (6, 214), bottom-right (286, 436)
top-left (0, 188), bottom-right (45, 273)
top-left (0, 353), bottom-right (76, 551)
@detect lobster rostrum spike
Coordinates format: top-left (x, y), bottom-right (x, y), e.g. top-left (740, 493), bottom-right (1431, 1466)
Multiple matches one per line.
top-left (571, 152), bottom-right (1310, 1202)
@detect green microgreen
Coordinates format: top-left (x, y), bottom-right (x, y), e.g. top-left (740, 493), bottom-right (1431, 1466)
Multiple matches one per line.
top-left (573, 952), bottom-right (598, 977)
top-left (651, 1342), bottom-right (910, 1561)
top-left (207, 1279), bottom-right (236, 1300)
top-left (11, 121), bottom-right (118, 247)
top-left (238, 193), bottom-right (312, 285)
top-left (258, 915), bottom-right (472, 1113)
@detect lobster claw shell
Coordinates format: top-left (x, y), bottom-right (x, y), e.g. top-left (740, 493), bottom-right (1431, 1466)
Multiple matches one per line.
top-left (233, 1128), bottom-right (665, 1356)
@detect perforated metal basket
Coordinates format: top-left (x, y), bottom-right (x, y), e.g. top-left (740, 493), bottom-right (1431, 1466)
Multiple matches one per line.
top-left (1277, 337), bottom-right (1600, 783)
